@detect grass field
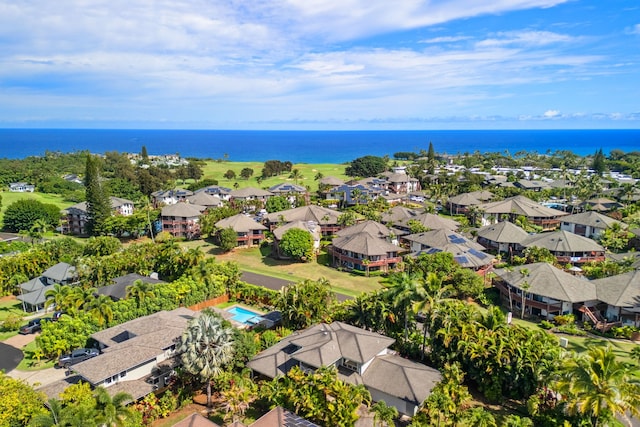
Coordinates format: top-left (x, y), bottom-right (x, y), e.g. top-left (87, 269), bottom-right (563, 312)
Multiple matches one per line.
top-left (196, 161), bottom-right (350, 193)
top-left (179, 240), bottom-right (384, 297)
top-left (0, 191), bottom-right (73, 224)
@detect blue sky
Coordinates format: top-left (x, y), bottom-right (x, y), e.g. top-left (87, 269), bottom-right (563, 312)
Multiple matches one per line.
top-left (1, 0), bottom-right (639, 129)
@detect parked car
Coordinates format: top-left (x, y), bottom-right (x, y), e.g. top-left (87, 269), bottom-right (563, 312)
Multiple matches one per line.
top-left (57, 348), bottom-right (99, 368)
top-left (19, 317), bottom-right (51, 334)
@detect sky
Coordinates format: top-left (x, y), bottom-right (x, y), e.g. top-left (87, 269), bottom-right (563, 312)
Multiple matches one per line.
top-left (0, 0), bottom-right (639, 130)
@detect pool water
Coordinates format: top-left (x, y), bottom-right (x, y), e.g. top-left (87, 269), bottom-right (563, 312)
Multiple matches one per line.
top-left (227, 306), bottom-right (263, 325)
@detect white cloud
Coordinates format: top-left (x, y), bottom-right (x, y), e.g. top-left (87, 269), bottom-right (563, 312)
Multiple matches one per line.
top-left (543, 109), bottom-right (561, 118)
top-left (627, 24), bottom-right (640, 35)
top-left (476, 30), bottom-right (576, 47)
top-left (420, 36), bottom-right (472, 44)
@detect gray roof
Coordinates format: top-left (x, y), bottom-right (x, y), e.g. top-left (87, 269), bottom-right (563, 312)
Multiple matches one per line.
top-left (561, 211), bottom-right (623, 229)
top-left (447, 193), bottom-right (481, 207)
top-left (397, 213), bottom-right (460, 231)
top-left (522, 230), bottom-right (604, 253)
top-left (265, 205), bottom-right (341, 225)
top-left (248, 322), bottom-right (395, 378)
top-left (593, 270), bottom-right (640, 307)
top-left (336, 220), bottom-right (391, 239)
top-left (161, 203), bottom-right (206, 218)
top-left (319, 176), bottom-right (345, 186)
top-left (230, 187), bottom-right (273, 198)
top-left (19, 277), bottom-right (47, 293)
top-left (476, 221), bottom-right (529, 244)
top-left (73, 308), bottom-right (196, 384)
top-left (42, 262), bottom-right (77, 283)
top-left (494, 262), bottom-right (597, 302)
top-left (216, 214), bottom-right (267, 233)
top-left (332, 232), bottom-right (400, 256)
top-left (361, 354), bottom-right (441, 406)
top-left (17, 284), bottom-right (53, 306)
top-left (413, 245), bottom-right (494, 269)
top-left (479, 195), bottom-right (568, 218)
top-left (404, 229), bottom-right (485, 251)
top-left (268, 183), bottom-right (307, 193)
top-left (186, 192), bottom-right (222, 207)
top-left (96, 273), bottom-right (166, 301)
top-left (272, 220), bottom-right (321, 240)
top-left (64, 197), bottom-right (133, 214)
top-left (380, 206), bottom-right (421, 224)
top-left (581, 198), bottom-right (622, 212)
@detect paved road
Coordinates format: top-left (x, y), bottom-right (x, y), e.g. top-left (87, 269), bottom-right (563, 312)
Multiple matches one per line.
top-left (240, 271), bottom-right (352, 302)
top-left (0, 342), bottom-right (23, 372)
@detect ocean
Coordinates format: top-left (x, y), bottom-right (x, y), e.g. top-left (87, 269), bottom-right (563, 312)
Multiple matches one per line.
top-left (0, 129), bottom-right (638, 163)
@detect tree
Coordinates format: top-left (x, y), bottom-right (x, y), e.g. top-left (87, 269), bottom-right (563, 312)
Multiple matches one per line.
top-left (592, 148), bottom-right (606, 176)
top-left (279, 228), bottom-right (314, 261)
top-left (240, 167), bottom-right (254, 180)
top-left (289, 168), bottom-right (303, 185)
top-left (2, 199), bottom-right (60, 233)
top-left (217, 227), bottom-right (237, 252)
top-left (126, 279), bottom-right (155, 307)
top-left (384, 272), bottom-right (426, 343)
top-left (555, 345), bottom-right (640, 427)
top-left (265, 195), bottom-right (291, 213)
top-left (346, 155), bottom-right (387, 177)
top-left (140, 145), bottom-right (149, 162)
top-left (371, 400), bottom-right (398, 427)
top-left (178, 310), bottom-right (235, 407)
top-left (86, 295), bottom-right (114, 327)
top-left (85, 155), bottom-right (112, 236)
top-left (223, 169), bottom-right (236, 180)
top-left (276, 279), bottom-right (337, 329)
top-left (83, 236), bottom-right (122, 257)
top-left (0, 372), bottom-right (47, 426)
top-left (93, 387), bottom-right (135, 427)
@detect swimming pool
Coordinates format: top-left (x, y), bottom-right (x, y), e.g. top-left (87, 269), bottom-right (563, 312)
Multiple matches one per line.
top-left (226, 306), bottom-right (263, 326)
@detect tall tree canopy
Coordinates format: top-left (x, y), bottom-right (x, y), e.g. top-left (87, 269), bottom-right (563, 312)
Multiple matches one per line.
top-left (345, 155), bottom-right (387, 177)
top-left (85, 154), bottom-right (112, 236)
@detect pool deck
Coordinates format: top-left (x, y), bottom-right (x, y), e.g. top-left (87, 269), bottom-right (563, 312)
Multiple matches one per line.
top-left (213, 304), bottom-right (265, 329)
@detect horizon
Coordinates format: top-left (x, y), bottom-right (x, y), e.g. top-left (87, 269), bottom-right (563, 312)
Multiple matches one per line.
top-left (1, 1), bottom-right (639, 130)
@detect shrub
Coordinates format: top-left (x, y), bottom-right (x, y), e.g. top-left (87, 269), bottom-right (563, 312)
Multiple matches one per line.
top-left (557, 323), bottom-right (587, 336)
top-left (553, 314), bottom-right (575, 326)
top-left (539, 320), bottom-right (554, 330)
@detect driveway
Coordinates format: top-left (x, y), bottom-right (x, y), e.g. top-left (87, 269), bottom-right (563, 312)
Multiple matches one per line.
top-left (0, 342), bottom-right (23, 372)
top-left (240, 271), bottom-right (352, 302)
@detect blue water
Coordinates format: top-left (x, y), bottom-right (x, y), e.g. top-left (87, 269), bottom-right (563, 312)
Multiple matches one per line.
top-left (227, 306), bottom-right (262, 325)
top-left (0, 129), bottom-right (638, 163)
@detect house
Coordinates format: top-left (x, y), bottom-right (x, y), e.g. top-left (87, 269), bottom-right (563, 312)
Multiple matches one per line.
top-left (151, 189), bottom-right (194, 207)
top-left (336, 220), bottom-right (396, 244)
top-left (329, 227), bottom-right (402, 275)
top-left (385, 171), bottom-right (421, 194)
top-left (215, 214), bottom-right (267, 248)
top-left (195, 185), bottom-right (232, 201)
top-left (580, 197), bottom-right (623, 213)
top-left (268, 183), bottom-right (309, 205)
top-left (17, 262), bottom-right (77, 312)
top-left (380, 206), bottom-right (422, 227)
top-left (403, 229), bottom-right (494, 271)
top-left (514, 179), bottom-right (549, 192)
top-left (186, 192), bottom-right (223, 208)
top-left (521, 230), bottom-right (605, 264)
top-left (62, 197), bottom-right (135, 235)
top-left (264, 205), bottom-right (342, 236)
top-left (160, 203), bottom-right (206, 239)
top-left (272, 220), bottom-right (322, 259)
top-left (96, 273), bottom-right (166, 301)
top-left (476, 221), bottom-right (529, 254)
top-left (560, 211), bottom-right (624, 239)
top-left (248, 321), bottom-right (442, 416)
top-left (447, 190), bottom-right (494, 214)
top-left (172, 407), bottom-right (321, 427)
top-left (9, 182), bottom-right (35, 192)
top-left (493, 263), bottom-right (598, 320)
top-left (394, 213), bottom-right (460, 235)
top-left (63, 174), bottom-right (83, 185)
top-left (229, 187), bottom-right (273, 210)
top-left (70, 308), bottom-right (197, 400)
top-left (593, 271), bottom-right (640, 327)
top-left (478, 195), bottom-right (568, 230)
top-left (326, 184), bottom-right (381, 206)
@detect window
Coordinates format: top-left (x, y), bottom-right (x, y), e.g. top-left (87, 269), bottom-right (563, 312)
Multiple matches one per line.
top-left (343, 359), bottom-right (358, 372)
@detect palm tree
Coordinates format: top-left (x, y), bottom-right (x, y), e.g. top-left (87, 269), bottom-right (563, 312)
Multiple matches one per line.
top-left (385, 272), bottom-right (426, 343)
top-left (178, 310), bottom-right (235, 407)
top-left (28, 398), bottom-right (66, 427)
top-left (371, 400), bottom-right (398, 427)
top-left (459, 407), bottom-right (497, 427)
top-left (555, 345), bottom-right (640, 427)
top-left (93, 387), bottom-right (134, 427)
top-left (289, 168), bottom-right (304, 185)
top-left (45, 283), bottom-right (72, 312)
top-left (86, 295), bottom-right (114, 327)
top-left (125, 279), bottom-right (155, 307)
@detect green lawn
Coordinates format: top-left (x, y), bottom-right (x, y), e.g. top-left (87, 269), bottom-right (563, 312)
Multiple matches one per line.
top-left (16, 339), bottom-right (56, 371)
top-left (0, 191), bottom-right (73, 224)
top-left (0, 298), bottom-right (24, 321)
top-left (179, 240), bottom-right (384, 297)
top-left (194, 161), bottom-right (350, 193)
